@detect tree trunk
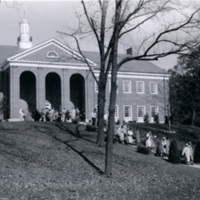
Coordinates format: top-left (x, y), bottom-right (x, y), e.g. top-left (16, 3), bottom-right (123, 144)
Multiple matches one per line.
top-left (104, 0), bottom-right (122, 177)
top-left (168, 120), bottom-right (171, 132)
top-left (192, 108), bottom-right (195, 126)
top-left (168, 103), bottom-right (171, 132)
top-left (97, 85), bottom-right (106, 146)
top-left (105, 70), bottom-right (117, 176)
top-left (97, 0), bottom-right (109, 146)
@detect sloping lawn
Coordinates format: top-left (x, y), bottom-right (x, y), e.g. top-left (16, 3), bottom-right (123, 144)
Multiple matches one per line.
top-left (130, 123), bottom-right (200, 148)
top-left (0, 122), bottom-right (200, 200)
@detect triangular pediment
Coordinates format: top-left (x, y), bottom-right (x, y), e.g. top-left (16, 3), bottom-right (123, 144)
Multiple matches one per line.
top-left (8, 38), bottom-right (96, 66)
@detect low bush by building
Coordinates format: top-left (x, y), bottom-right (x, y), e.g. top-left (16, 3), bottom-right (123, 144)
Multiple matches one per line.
top-left (168, 140), bottom-right (181, 164)
top-left (137, 144), bottom-right (151, 155)
top-left (194, 141), bottom-right (200, 163)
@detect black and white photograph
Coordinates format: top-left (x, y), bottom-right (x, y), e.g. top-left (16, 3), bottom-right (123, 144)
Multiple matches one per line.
top-left (0, 0), bottom-right (200, 199)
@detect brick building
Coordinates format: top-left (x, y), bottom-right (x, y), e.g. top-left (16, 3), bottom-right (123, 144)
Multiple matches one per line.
top-left (0, 19), bottom-right (169, 122)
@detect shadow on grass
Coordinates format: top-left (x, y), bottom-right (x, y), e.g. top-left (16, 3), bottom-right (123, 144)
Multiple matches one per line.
top-left (53, 135), bottom-right (104, 175)
top-left (55, 122), bottom-right (96, 144)
top-left (29, 122), bottom-right (104, 175)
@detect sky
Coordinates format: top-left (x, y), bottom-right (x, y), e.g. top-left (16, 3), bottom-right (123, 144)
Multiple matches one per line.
top-left (0, 0), bottom-right (195, 70)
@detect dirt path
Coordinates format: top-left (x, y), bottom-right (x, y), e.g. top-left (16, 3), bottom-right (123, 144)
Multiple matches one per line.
top-left (189, 164), bottom-right (200, 169)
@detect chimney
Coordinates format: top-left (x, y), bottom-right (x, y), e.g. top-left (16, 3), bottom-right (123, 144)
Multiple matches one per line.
top-left (126, 47), bottom-right (132, 56)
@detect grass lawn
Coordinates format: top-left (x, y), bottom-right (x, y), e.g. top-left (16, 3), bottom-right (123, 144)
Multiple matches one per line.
top-left (0, 122), bottom-right (200, 200)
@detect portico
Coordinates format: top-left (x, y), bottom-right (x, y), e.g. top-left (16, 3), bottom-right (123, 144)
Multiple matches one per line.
top-left (6, 59), bottom-right (95, 120)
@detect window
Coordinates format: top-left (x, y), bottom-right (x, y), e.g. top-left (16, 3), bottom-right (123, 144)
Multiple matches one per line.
top-left (138, 107), bottom-right (144, 117)
top-left (123, 80), bottom-right (131, 93)
top-left (151, 106), bottom-right (158, 118)
top-left (47, 51), bottom-right (58, 58)
top-left (150, 82), bottom-right (158, 94)
top-left (124, 105), bottom-right (132, 118)
top-left (137, 106), bottom-right (145, 123)
top-left (150, 106), bottom-right (159, 123)
top-left (136, 81), bottom-right (144, 94)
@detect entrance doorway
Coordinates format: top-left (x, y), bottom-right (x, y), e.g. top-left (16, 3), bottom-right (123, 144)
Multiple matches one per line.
top-left (45, 72), bottom-right (61, 111)
top-left (20, 71), bottom-right (36, 115)
top-left (70, 74), bottom-right (85, 120)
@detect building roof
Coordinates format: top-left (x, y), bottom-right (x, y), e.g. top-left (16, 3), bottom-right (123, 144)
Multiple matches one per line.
top-left (0, 45), bottom-right (21, 65)
top-left (83, 51), bottom-right (167, 74)
top-left (0, 42), bottom-right (167, 74)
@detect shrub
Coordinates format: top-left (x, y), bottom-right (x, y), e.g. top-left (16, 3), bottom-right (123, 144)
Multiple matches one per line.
top-left (195, 117), bottom-right (200, 127)
top-left (155, 141), bottom-right (162, 157)
top-left (168, 140), bottom-right (181, 164)
top-left (154, 113), bottom-right (159, 124)
top-left (194, 141), bottom-right (200, 163)
top-left (86, 124), bottom-right (97, 132)
top-left (164, 115), bottom-right (169, 124)
top-left (72, 119), bottom-right (79, 124)
top-left (137, 144), bottom-right (151, 155)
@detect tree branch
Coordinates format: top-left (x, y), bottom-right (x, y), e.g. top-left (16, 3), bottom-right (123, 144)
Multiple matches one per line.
top-left (57, 31), bottom-right (99, 85)
top-left (117, 6), bottom-right (200, 69)
top-left (143, 8), bottom-right (200, 57)
top-left (81, 0), bottom-right (101, 47)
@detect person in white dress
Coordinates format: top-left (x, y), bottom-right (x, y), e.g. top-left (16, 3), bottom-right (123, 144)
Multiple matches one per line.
top-left (145, 131), bottom-right (152, 147)
top-left (182, 143), bottom-right (192, 165)
top-left (91, 108), bottom-right (97, 126)
top-left (61, 108), bottom-right (66, 122)
top-left (117, 125), bottom-right (124, 144)
top-left (19, 109), bottom-right (25, 121)
top-left (126, 128), bottom-right (134, 144)
top-left (71, 107), bottom-right (76, 121)
top-left (188, 142), bottom-right (194, 165)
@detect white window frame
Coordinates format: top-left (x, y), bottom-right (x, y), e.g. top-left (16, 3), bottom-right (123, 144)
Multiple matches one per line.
top-left (149, 82), bottom-right (158, 94)
top-left (123, 80), bottom-right (132, 93)
top-left (123, 105), bottom-right (132, 122)
top-left (136, 81), bottom-right (145, 94)
top-left (115, 105), bottom-right (119, 120)
top-left (137, 106), bottom-right (146, 123)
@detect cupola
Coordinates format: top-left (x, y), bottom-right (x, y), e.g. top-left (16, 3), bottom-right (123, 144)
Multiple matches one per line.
top-left (17, 18), bottom-right (32, 49)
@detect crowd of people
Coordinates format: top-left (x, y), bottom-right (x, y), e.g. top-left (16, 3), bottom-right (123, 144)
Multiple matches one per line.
top-left (144, 132), bottom-right (170, 157)
top-left (37, 107), bottom-right (83, 122)
top-left (144, 131), bottom-right (194, 165)
top-left (19, 106), bottom-right (195, 166)
top-left (114, 120), bottom-right (137, 145)
top-left (20, 107), bottom-right (84, 123)
top-left (86, 108), bottom-right (140, 145)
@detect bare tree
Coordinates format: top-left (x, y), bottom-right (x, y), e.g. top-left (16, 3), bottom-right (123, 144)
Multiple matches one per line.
top-left (1, 0), bottom-right (23, 9)
top-left (59, 0), bottom-right (114, 146)
top-left (82, 0), bottom-right (113, 146)
top-left (60, 0), bottom-right (200, 176)
top-left (104, 0), bottom-right (200, 176)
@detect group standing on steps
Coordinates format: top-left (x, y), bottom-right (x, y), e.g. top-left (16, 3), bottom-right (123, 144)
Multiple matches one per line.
top-left (19, 106), bottom-right (83, 122)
